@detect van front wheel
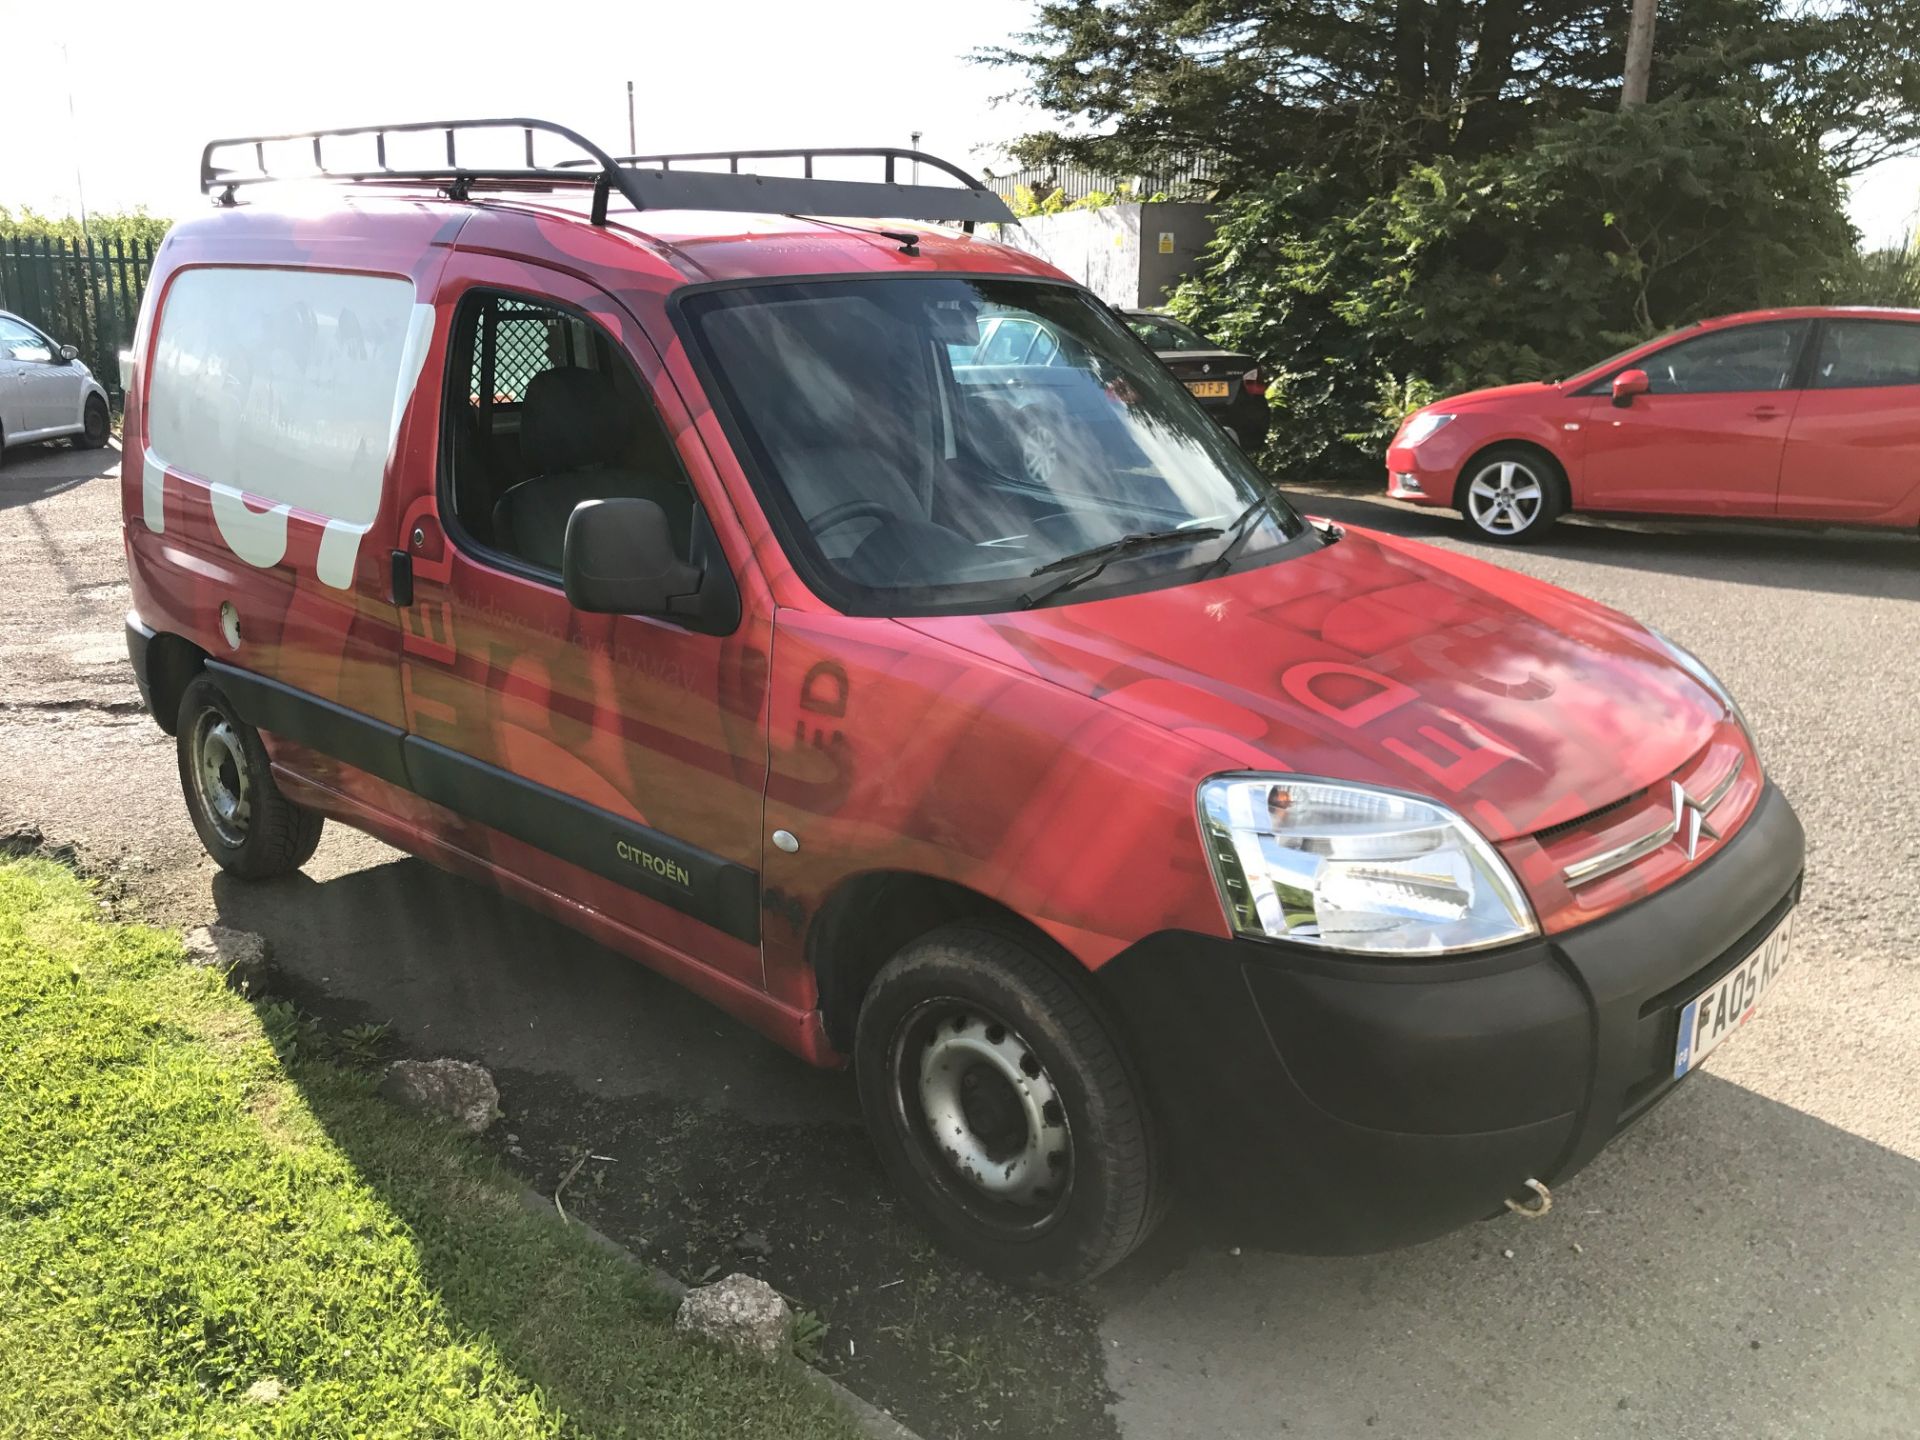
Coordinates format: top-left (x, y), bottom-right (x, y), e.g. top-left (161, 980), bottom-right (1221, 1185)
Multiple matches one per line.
top-left (175, 675), bottom-right (324, 878)
top-left (854, 923), bottom-right (1163, 1284)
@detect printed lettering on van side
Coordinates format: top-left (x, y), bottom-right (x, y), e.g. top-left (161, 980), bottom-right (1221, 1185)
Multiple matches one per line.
top-left (615, 840), bottom-right (692, 889)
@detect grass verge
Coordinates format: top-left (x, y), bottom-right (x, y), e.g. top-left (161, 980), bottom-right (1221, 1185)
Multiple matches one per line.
top-left (0, 857), bottom-right (856, 1440)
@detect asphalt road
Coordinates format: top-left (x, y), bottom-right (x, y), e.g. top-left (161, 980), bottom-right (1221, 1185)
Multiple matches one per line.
top-left (3, 441), bottom-right (1916, 1440)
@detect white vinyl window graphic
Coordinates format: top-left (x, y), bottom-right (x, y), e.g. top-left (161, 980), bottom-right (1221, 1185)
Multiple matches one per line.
top-left (145, 266), bottom-right (433, 588)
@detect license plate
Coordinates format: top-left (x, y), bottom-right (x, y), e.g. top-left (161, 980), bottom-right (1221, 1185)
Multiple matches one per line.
top-left (1673, 908), bottom-right (1796, 1079)
top-left (1186, 380), bottom-right (1230, 398)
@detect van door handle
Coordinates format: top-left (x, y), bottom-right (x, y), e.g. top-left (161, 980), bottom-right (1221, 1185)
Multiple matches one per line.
top-left (1749, 405), bottom-right (1785, 420)
top-left (390, 550), bottom-right (414, 607)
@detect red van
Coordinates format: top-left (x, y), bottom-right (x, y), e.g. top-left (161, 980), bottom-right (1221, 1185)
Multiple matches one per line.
top-left (123, 120), bottom-right (1804, 1282)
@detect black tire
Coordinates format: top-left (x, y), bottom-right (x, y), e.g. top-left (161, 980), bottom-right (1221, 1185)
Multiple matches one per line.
top-left (1456, 444), bottom-right (1567, 543)
top-left (175, 675), bottom-right (324, 878)
top-left (77, 394), bottom-right (111, 449)
top-left (855, 922), bottom-right (1163, 1284)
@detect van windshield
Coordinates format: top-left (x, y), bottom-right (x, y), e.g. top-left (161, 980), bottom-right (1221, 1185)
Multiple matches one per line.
top-left (679, 276), bottom-right (1308, 616)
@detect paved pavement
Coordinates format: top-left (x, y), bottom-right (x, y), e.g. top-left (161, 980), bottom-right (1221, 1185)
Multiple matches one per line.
top-left (3, 441), bottom-right (1916, 1439)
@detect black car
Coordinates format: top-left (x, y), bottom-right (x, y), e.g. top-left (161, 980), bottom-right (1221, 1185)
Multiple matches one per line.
top-left (1121, 309), bottom-right (1269, 451)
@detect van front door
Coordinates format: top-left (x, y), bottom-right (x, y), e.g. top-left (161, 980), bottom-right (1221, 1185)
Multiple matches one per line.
top-left (395, 255), bottom-right (773, 993)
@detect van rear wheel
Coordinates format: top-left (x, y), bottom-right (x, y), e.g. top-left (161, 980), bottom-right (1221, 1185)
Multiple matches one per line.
top-left (175, 675), bottom-right (324, 878)
top-left (854, 922), bottom-right (1163, 1284)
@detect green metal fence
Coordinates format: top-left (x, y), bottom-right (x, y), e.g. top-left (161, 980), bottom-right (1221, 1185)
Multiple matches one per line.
top-left (0, 236), bottom-right (157, 405)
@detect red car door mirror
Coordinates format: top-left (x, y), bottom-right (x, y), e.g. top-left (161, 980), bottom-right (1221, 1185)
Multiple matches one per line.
top-left (1612, 368), bottom-right (1650, 408)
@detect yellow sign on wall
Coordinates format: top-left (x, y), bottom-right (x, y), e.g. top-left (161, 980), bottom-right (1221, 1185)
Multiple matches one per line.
top-left (1157, 232), bottom-right (1175, 254)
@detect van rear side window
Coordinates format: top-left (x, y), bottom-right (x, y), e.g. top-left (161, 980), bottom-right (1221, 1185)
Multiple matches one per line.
top-left (147, 267), bottom-right (428, 537)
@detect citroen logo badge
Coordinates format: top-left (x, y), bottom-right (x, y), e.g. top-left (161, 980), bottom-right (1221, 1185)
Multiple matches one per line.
top-left (1672, 780), bottom-right (1719, 860)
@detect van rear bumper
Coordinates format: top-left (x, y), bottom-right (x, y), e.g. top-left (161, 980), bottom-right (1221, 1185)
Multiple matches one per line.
top-left (1093, 781), bottom-right (1806, 1252)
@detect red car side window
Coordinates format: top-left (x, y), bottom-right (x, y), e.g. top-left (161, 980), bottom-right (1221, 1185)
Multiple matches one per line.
top-left (1810, 320), bottom-right (1920, 389)
top-left (1640, 321), bottom-right (1810, 395)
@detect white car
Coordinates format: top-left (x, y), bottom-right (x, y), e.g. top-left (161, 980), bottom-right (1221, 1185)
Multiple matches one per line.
top-left (0, 309), bottom-right (111, 464)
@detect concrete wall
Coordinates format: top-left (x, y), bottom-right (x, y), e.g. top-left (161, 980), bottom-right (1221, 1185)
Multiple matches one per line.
top-left (986, 202), bottom-right (1217, 309)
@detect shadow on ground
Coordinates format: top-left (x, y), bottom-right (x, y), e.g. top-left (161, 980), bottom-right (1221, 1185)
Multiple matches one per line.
top-left (1292, 487), bottom-right (1920, 603)
top-left (208, 850), bottom-right (1920, 1440)
top-left (1094, 1070), bottom-right (1920, 1440)
top-left (211, 856), bottom-right (1126, 1440)
top-left (0, 440), bottom-right (117, 512)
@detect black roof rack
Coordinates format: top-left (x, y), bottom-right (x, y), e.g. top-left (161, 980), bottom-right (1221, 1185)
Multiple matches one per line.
top-left (200, 119), bottom-right (1013, 229)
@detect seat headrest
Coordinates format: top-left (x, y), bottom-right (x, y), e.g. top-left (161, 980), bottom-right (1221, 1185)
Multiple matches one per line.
top-left (522, 368), bottom-right (623, 475)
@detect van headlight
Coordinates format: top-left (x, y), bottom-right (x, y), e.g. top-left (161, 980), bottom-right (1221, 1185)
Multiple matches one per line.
top-left (1197, 776), bottom-right (1537, 955)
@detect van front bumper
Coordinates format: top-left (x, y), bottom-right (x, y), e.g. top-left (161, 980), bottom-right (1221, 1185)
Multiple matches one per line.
top-left (1094, 781), bottom-right (1806, 1252)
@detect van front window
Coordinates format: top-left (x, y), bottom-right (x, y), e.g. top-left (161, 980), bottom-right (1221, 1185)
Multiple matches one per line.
top-left (679, 277), bottom-right (1309, 615)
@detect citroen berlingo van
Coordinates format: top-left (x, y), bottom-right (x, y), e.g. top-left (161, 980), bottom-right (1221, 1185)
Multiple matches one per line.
top-left (122, 119), bottom-right (1805, 1281)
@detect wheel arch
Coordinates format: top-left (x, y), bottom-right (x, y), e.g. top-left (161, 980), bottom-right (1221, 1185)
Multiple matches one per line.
top-left (1449, 438), bottom-right (1569, 514)
top-left (807, 870), bottom-right (1078, 1053)
top-left (144, 633), bottom-right (210, 736)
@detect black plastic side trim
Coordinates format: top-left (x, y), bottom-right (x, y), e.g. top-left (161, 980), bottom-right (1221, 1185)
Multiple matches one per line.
top-left (207, 660), bottom-right (410, 789)
top-left (124, 612), bottom-right (156, 716)
top-left (401, 735), bottom-right (760, 943)
top-left (203, 660), bottom-right (761, 943)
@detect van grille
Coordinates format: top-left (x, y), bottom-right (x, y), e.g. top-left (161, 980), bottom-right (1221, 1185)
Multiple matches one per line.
top-left (1533, 792), bottom-right (1639, 846)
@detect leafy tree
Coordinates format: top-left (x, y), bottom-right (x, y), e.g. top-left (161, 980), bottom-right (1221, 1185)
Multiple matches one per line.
top-left (1170, 97), bottom-right (1858, 474)
top-left (0, 206), bottom-right (172, 247)
top-left (985, 0), bottom-right (1920, 185)
top-left (1845, 236), bottom-right (1920, 306)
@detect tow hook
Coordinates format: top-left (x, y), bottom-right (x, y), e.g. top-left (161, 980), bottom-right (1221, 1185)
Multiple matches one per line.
top-left (1503, 1178), bottom-right (1553, 1220)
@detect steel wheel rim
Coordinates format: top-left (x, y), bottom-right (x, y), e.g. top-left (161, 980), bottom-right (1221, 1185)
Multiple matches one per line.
top-left (1466, 459), bottom-right (1544, 535)
top-left (84, 399), bottom-right (108, 443)
top-left (892, 999), bottom-right (1074, 1233)
top-left (190, 711), bottom-right (252, 847)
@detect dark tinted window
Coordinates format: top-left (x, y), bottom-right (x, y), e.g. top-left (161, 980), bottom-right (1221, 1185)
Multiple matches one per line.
top-left (680, 277), bottom-right (1306, 616)
top-left (1641, 322), bottom-right (1810, 394)
top-left (1128, 315), bottom-right (1212, 352)
top-left (442, 290), bottom-right (696, 575)
top-left (1811, 320), bottom-right (1920, 388)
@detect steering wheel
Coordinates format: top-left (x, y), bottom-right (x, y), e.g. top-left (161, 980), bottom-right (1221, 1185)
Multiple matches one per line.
top-left (809, 498), bottom-right (899, 538)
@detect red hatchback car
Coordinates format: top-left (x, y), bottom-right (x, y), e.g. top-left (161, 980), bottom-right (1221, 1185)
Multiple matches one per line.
top-left (1387, 307), bottom-right (1920, 540)
top-left (123, 121), bottom-right (1804, 1282)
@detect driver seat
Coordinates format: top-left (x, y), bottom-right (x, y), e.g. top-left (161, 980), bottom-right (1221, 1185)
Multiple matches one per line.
top-left (493, 367), bottom-right (689, 570)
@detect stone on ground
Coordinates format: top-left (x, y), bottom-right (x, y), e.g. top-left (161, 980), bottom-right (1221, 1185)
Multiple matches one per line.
top-left (378, 1058), bottom-right (499, 1134)
top-left (675, 1272), bottom-right (792, 1359)
top-left (181, 924), bottom-right (270, 988)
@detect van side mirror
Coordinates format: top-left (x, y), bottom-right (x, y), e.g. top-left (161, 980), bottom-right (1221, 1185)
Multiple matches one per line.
top-left (57, 344), bottom-right (79, 364)
top-left (561, 498), bottom-right (703, 617)
top-left (1612, 368), bottom-right (1650, 407)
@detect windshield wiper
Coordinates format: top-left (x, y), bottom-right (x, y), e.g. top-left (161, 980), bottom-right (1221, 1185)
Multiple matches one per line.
top-left (1204, 493), bottom-right (1282, 578)
top-left (1018, 525), bottom-right (1223, 608)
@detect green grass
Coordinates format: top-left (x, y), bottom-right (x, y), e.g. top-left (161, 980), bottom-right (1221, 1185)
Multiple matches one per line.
top-left (0, 858), bottom-right (857, 1440)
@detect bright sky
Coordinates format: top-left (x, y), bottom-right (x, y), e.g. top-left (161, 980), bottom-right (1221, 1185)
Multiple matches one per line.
top-left (4, 0), bottom-right (1916, 248)
top-left (2, 0), bottom-right (1051, 217)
